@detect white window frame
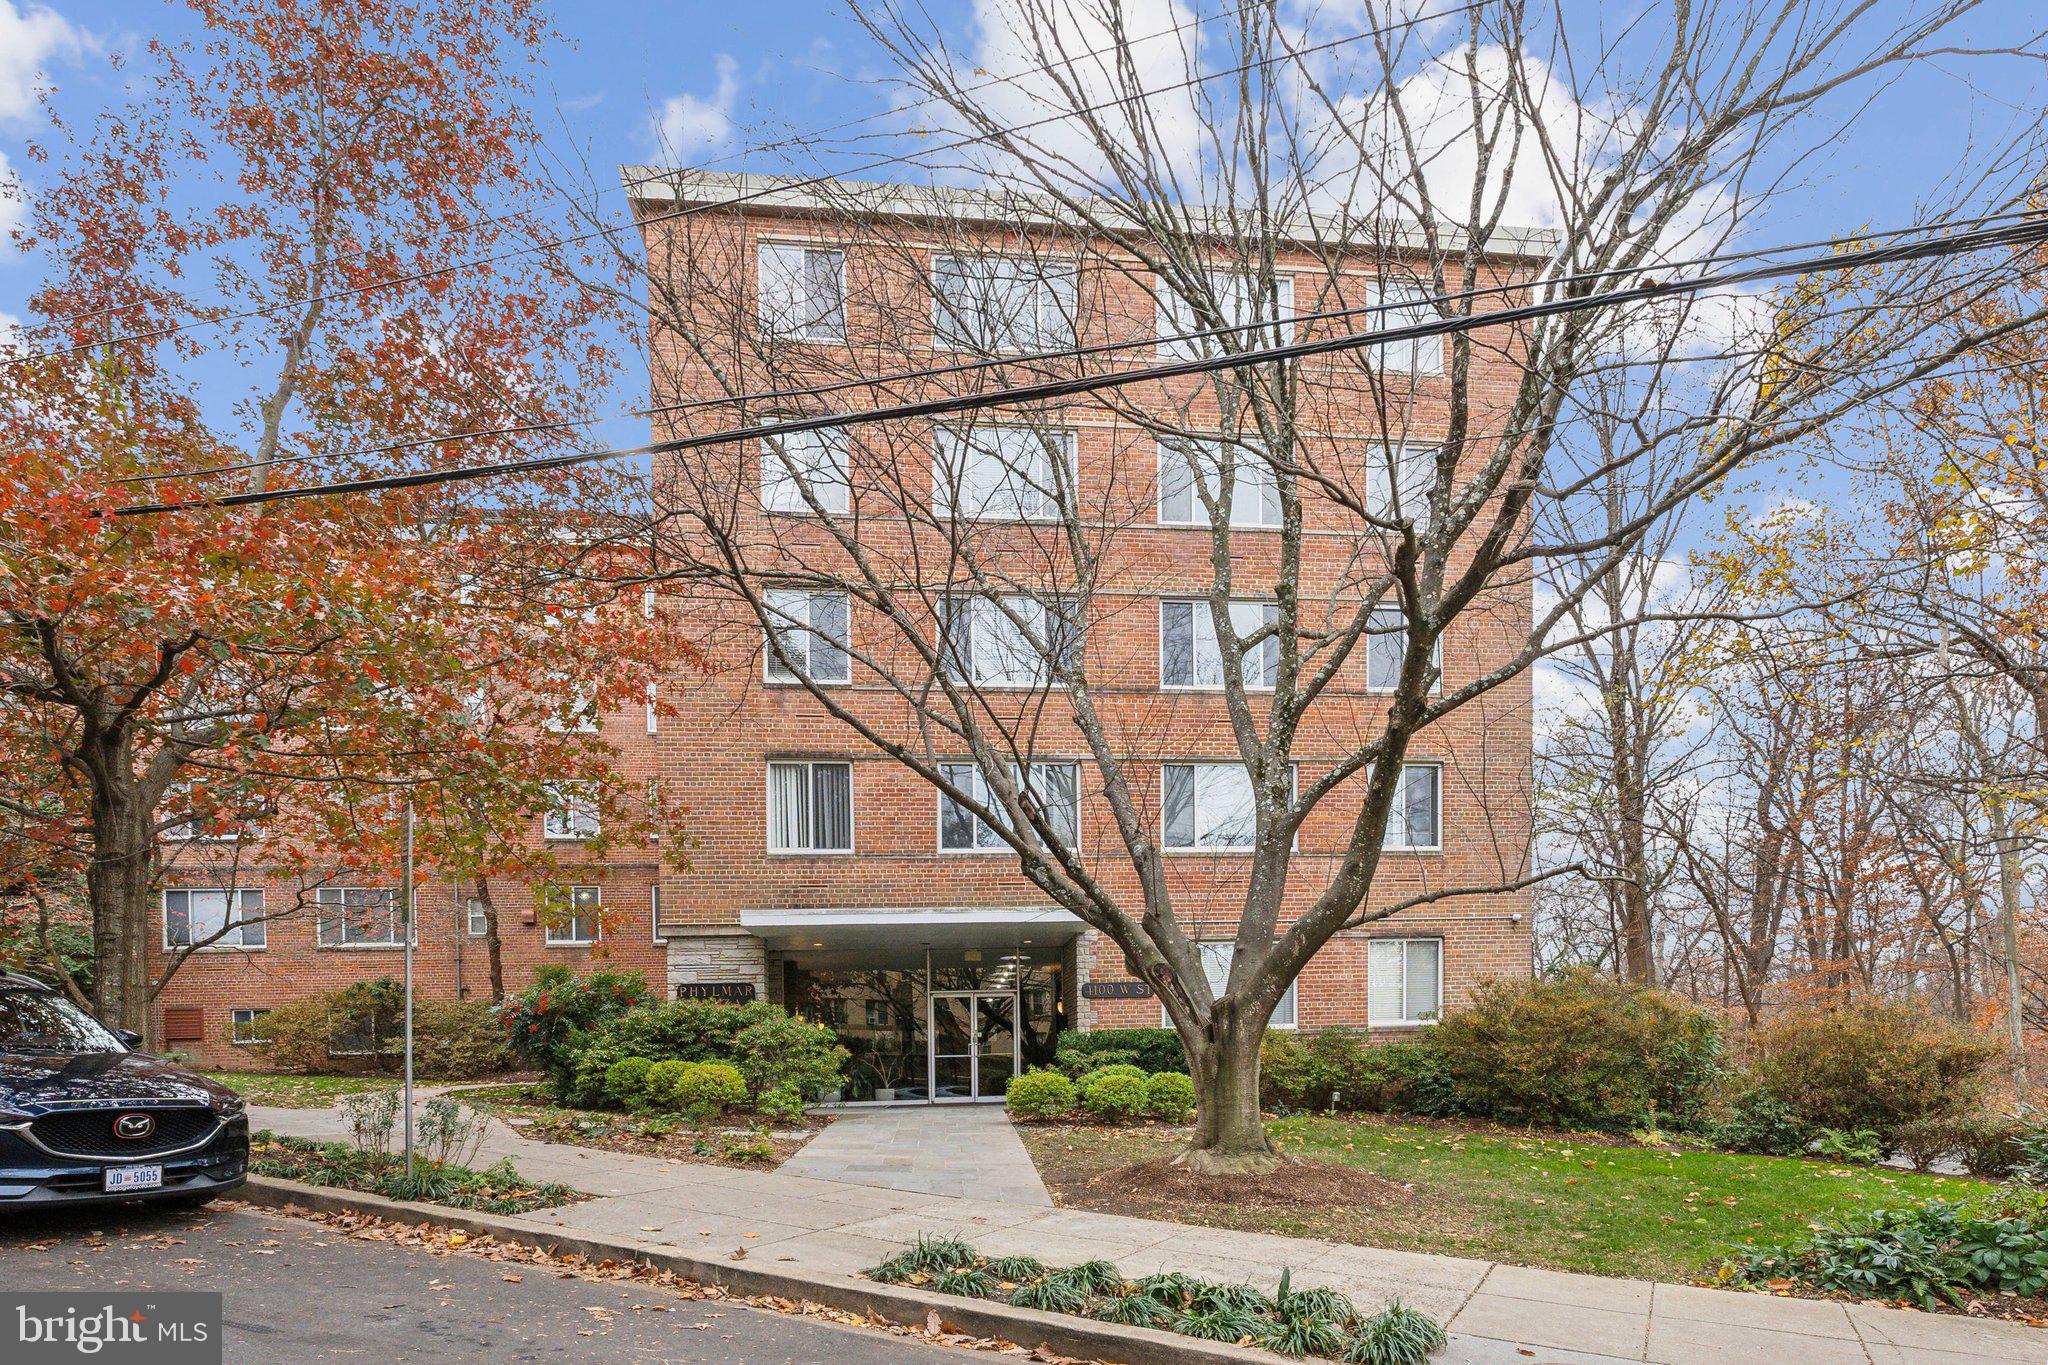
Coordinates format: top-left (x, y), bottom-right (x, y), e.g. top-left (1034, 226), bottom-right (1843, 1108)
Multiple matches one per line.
top-left (1163, 942), bottom-right (1298, 1030)
top-left (1364, 608), bottom-right (1442, 694)
top-left (1366, 278), bottom-right (1443, 374)
top-left (163, 888), bottom-right (266, 951)
top-left (932, 425), bottom-right (1074, 522)
top-left (229, 1007), bottom-right (271, 1045)
top-left (939, 594), bottom-right (1078, 689)
top-left (937, 761), bottom-right (1080, 853)
top-left (930, 253), bottom-right (1077, 354)
top-left (1156, 438), bottom-right (1282, 529)
top-left (1159, 599), bottom-right (1279, 691)
top-left (763, 588), bottom-right (852, 685)
top-left (543, 783), bottom-right (601, 842)
top-left (758, 241), bottom-right (847, 342)
top-left (545, 885), bottom-right (603, 947)
top-left (315, 886), bottom-right (409, 949)
top-left (1369, 937), bottom-right (1443, 1027)
top-left (766, 760), bottom-right (856, 854)
top-left (465, 897), bottom-right (490, 938)
top-left (1160, 763), bottom-right (1294, 852)
top-left (1383, 762), bottom-right (1443, 852)
top-left (1155, 269), bottom-right (1294, 360)
top-left (1366, 444), bottom-right (1437, 529)
top-left (541, 682), bottom-right (601, 735)
top-left (760, 426), bottom-right (852, 514)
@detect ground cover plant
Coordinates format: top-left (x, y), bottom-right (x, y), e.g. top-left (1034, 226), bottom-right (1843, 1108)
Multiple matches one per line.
top-left (203, 1071), bottom-right (399, 1109)
top-left (460, 1082), bottom-right (825, 1168)
top-left (865, 1235), bottom-right (1445, 1362)
top-left (250, 1131), bottom-right (577, 1215)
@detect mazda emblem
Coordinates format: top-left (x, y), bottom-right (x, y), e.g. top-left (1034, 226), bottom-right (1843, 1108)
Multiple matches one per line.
top-left (114, 1112), bottom-right (155, 1141)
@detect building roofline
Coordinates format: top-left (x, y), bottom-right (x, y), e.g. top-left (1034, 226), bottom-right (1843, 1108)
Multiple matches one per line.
top-left (620, 166), bottom-right (1563, 262)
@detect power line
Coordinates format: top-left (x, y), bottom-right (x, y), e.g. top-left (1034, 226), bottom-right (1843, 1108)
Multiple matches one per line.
top-left (114, 204), bottom-right (2045, 490)
top-left (4, 0), bottom-right (1484, 371)
top-left (113, 214), bottom-right (2048, 518)
top-left (15, 0), bottom-right (1281, 343)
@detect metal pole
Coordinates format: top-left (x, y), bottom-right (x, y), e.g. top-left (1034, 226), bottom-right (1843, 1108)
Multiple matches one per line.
top-left (402, 795), bottom-right (415, 1179)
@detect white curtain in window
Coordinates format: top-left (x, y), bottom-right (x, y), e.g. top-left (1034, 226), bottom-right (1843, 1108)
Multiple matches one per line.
top-left (1161, 600), bottom-right (1278, 688)
top-left (1156, 271), bottom-right (1294, 360)
top-left (1367, 279), bottom-right (1442, 372)
top-left (1183, 942), bottom-right (1297, 1028)
top-left (769, 762), bottom-right (811, 850)
top-left (932, 255), bottom-right (1075, 352)
top-left (1369, 938), bottom-right (1442, 1024)
top-left (765, 590), bottom-right (850, 683)
top-left (935, 427), bottom-right (1069, 520)
top-left (1365, 445), bottom-right (1436, 527)
top-left (760, 427), bottom-right (851, 513)
top-left (759, 244), bottom-right (846, 340)
top-left (1157, 439), bottom-right (1281, 528)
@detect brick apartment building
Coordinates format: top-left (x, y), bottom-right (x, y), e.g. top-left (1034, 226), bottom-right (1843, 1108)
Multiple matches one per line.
top-left (151, 169), bottom-right (1540, 1101)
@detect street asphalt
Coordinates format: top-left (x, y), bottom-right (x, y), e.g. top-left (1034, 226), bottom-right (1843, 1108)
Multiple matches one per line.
top-left (0, 1201), bottom-right (970, 1363)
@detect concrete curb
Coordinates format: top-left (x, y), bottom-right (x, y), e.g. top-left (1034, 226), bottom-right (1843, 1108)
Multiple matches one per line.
top-left (237, 1176), bottom-right (1296, 1365)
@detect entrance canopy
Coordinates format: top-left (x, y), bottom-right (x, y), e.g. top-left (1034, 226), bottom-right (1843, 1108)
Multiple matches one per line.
top-left (739, 905), bottom-right (1086, 955)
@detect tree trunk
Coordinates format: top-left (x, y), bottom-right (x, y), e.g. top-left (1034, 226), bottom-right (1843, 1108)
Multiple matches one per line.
top-left (1177, 1018), bottom-right (1281, 1175)
top-left (478, 877), bottom-right (506, 1003)
top-left (86, 772), bottom-right (154, 1041)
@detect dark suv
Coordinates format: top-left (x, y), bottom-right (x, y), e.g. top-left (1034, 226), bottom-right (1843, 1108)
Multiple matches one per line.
top-left (0, 973), bottom-right (247, 1209)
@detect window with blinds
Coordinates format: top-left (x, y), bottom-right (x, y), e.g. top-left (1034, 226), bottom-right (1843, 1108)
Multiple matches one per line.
top-left (1163, 941), bottom-right (1298, 1029)
top-left (1382, 763), bottom-right (1442, 850)
top-left (1368, 938), bottom-right (1442, 1025)
top-left (767, 761), bottom-right (853, 853)
top-left (764, 588), bottom-right (851, 684)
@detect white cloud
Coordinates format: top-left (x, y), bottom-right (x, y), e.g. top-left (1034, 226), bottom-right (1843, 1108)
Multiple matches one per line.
top-left (0, 1), bottom-right (83, 123)
top-left (652, 54), bottom-right (739, 161)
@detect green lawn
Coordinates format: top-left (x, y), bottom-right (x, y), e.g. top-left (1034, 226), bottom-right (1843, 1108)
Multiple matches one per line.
top-left (204, 1071), bottom-right (398, 1108)
top-left (1022, 1114), bottom-right (1993, 1283)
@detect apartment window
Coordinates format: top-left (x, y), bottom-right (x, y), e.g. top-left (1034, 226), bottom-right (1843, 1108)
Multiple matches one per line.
top-left (760, 427), bottom-right (851, 514)
top-left (164, 888), bottom-right (265, 950)
top-left (1162, 763), bottom-right (1262, 850)
top-left (1365, 609), bottom-right (1441, 692)
top-left (764, 588), bottom-right (851, 684)
top-left (543, 783), bottom-right (600, 841)
top-left (316, 887), bottom-right (407, 948)
top-left (466, 897), bottom-right (489, 937)
top-left (229, 1007), bottom-right (271, 1045)
top-left (758, 243), bottom-right (846, 341)
top-left (1155, 270), bottom-right (1294, 359)
top-left (1366, 445), bottom-right (1436, 528)
top-left (939, 761), bottom-right (1080, 851)
top-left (933, 425), bottom-right (1073, 521)
top-left (1383, 763), bottom-right (1442, 850)
top-left (546, 885), bottom-right (602, 946)
top-left (1367, 278), bottom-right (1442, 373)
top-left (768, 761), bottom-right (854, 853)
top-left (1369, 938), bottom-right (1442, 1025)
top-left (1161, 600), bottom-right (1279, 690)
top-left (862, 999), bottom-right (892, 1030)
top-left (1165, 942), bottom-right (1297, 1029)
top-left (931, 254), bottom-right (1076, 353)
top-left (1157, 439), bottom-right (1281, 528)
top-left (939, 594), bottom-right (1080, 688)
top-left (542, 682), bottom-right (601, 734)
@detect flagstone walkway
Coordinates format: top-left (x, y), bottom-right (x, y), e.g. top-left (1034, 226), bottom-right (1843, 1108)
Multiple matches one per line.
top-left (249, 1098), bottom-right (2046, 1363)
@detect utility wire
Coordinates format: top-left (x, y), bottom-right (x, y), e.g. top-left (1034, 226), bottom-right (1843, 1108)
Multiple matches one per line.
top-left (112, 214), bottom-right (2048, 518)
top-left (115, 206), bottom-right (2048, 490)
top-left (16, 0), bottom-right (1282, 341)
top-left (4, 0), bottom-right (1484, 371)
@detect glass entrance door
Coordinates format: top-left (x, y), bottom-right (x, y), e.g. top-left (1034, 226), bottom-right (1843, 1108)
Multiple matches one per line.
top-left (928, 990), bottom-right (1018, 1101)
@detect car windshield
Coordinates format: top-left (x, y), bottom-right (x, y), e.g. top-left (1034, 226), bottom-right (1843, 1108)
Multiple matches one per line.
top-left (0, 988), bottom-right (123, 1054)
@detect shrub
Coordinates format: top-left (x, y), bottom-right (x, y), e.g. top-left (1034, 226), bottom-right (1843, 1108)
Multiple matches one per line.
top-left (1144, 1071), bottom-right (1196, 1122)
top-left (1077, 1063), bottom-right (1150, 1087)
top-left (1890, 1116), bottom-right (1958, 1173)
top-left (1006, 1069), bottom-right (1076, 1120)
top-left (245, 996), bottom-right (351, 1074)
top-left (756, 1082), bottom-right (808, 1124)
top-left (732, 1014), bottom-right (848, 1102)
top-left (1429, 970), bottom-right (1721, 1132)
top-left (1261, 1029), bottom-right (1421, 1112)
top-left (642, 1059), bottom-right (692, 1110)
top-left (1742, 1002), bottom-right (1997, 1144)
top-left (663, 1062), bottom-right (748, 1120)
top-left (563, 998), bottom-right (784, 1106)
top-left (1053, 1027), bottom-right (1186, 1076)
top-left (604, 1056), bottom-right (655, 1107)
top-left (1958, 1115), bottom-right (2027, 1178)
top-left (495, 967), bottom-right (652, 1099)
top-left (409, 1000), bottom-right (511, 1081)
top-left (1080, 1071), bottom-right (1149, 1121)
top-left (1707, 1087), bottom-right (1814, 1157)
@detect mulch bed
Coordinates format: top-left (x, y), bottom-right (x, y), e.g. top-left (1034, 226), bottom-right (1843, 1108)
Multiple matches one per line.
top-left (1058, 1150), bottom-right (1417, 1218)
top-left (503, 1112), bottom-right (830, 1171)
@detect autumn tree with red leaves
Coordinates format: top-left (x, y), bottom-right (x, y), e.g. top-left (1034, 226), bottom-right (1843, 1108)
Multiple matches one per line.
top-left (0, 0), bottom-right (688, 1037)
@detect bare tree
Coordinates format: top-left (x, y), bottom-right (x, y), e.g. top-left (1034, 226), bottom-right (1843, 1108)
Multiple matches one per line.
top-left (592, 0), bottom-right (2048, 1170)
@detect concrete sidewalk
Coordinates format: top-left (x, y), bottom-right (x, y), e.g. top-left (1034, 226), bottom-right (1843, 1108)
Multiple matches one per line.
top-left (250, 1101), bottom-right (2047, 1363)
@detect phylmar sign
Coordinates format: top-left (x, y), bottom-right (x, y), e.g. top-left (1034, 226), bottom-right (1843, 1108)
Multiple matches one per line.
top-left (3, 1294), bottom-right (220, 1363)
